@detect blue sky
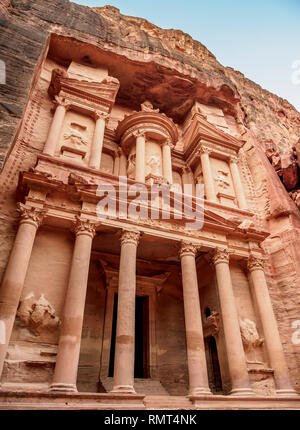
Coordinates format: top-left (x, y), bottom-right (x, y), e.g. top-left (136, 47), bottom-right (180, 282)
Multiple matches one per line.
top-left (73, 0), bottom-right (300, 112)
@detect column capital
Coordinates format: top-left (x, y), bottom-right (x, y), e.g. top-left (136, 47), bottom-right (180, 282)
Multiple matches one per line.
top-left (54, 95), bottom-right (71, 110)
top-left (212, 248), bottom-right (230, 265)
top-left (180, 165), bottom-right (192, 175)
top-left (120, 230), bottom-right (140, 246)
top-left (94, 110), bottom-right (108, 121)
top-left (229, 155), bottom-right (239, 165)
top-left (17, 203), bottom-right (46, 228)
top-left (197, 146), bottom-right (212, 156)
top-left (247, 254), bottom-right (265, 273)
top-left (133, 129), bottom-right (146, 139)
top-left (73, 216), bottom-right (97, 238)
top-left (179, 241), bottom-right (199, 258)
top-left (162, 138), bottom-right (175, 150)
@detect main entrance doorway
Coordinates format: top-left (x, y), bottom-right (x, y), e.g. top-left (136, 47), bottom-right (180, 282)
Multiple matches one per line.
top-left (108, 294), bottom-right (149, 378)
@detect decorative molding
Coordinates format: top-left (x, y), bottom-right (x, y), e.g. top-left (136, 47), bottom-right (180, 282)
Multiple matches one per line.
top-left (73, 215), bottom-right (97, 238)
top-left (120, 230), bottom-right (140, 246)
top-left (212, 248), bottom-right (230, 265)
top-left (17, 203), bottom-right (46, 228)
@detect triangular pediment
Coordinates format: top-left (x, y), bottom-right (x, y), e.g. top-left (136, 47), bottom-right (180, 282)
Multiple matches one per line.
top-left (60, 76), bottom-right (120, 101)
top-left (184, 112), bottom-right (242, 151)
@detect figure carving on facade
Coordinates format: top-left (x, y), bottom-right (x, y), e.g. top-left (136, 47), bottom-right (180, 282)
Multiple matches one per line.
top-left (146, 154), bottom-right (162, 177)
top-left (141, 100), bottom-right (159, 113)
top-left (215, 170), bottom-right (230, 189)
top-left (63, 125), bottom-right (88, 148)
top-left (239, 318), bottom-right (264, 363)
top-left (17, 293), bottom-right (60, 336)
top-left (127, 153), bottom-right (136, 179)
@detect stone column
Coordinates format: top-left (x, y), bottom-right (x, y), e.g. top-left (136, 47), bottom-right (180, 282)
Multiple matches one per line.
top-left (0, 204), bottom-right (45, 380)
top-left (43, 96), bottom-right (69, 156)
top-left (111, 230), bottom-right (140, 394)
top-left (181, 166), bottom-right (196, 196)
top-left (113, 149), bottom-right (120, 176)
top-left (229, 156), bottom-right (248, 210)
top-left (179, 242), bottom-right (211, 396)
top-left (50, 217), bottom-right (96, 393)
top-left (212, 248), bottom-right (253, 395)
top-left (89, 111), bottom-right (107, 170)
top-left (119, 148), bottom-right (128, 177)
top-left (199, 147), bottom-right (217, 203)
top-left (248, 255), bottom-right (297, 395)
top-left (162, 139), bottom-right (174, 185)
top-left (134, 130), bottom-right (146, 183)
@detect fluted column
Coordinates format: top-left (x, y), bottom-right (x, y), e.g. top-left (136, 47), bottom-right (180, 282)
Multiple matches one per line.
top-left (213, 248), bottom-right (253, 395)
top-left (50, 217), bottom-right (96, 393)
top-left (179, 242), bottom-right (211, 396)
top-left (162, 139), bottom-right (174, 185)
top-left (119, 148), bottom-right (128, 177)
top-left (134, 130), bottom-right (146, 183)
top-left (89, 111), bottom-right (107, 170)
top-left (248, 255), bottom-right (297, 395)
top-left (111, 230), bottom-right (140, 394)
top-left (229, 156), bottom-right (247, 210)
top-left (0, 204), bottom-right (45, 381)
top-left (199, 147), bottom-right (217, 203)
top-left (43, 96), bottom-right (69, 156)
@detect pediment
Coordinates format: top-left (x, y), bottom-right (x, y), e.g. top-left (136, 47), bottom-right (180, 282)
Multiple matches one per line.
top-left (60, 76), bottom-right (120, 101)
top-left (184, 113), bottom-right (242, 151)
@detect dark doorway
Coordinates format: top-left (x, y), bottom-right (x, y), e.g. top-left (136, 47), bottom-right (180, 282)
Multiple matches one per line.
top-left (108, 294), bottom-right (149, 379)
top-left (206, 336), bottom-right (223, 393)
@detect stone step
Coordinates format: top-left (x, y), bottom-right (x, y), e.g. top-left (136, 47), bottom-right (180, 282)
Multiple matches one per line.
top-left (100, 377), bottom-right (169, 396)
top-left (144, 395), bottom-right (194, 410)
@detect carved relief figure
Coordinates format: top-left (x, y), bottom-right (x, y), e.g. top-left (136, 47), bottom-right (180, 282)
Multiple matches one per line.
top-left (63, 123), bottom-right (88, 148)
top-left (127, 153), bottom-right (136, 179)
top-left (146, 154), bottom-right (162, 177)
top-left (240, 318), bottom-right (264, 363)
top-left (17, 293), bottom-right (61, 336)
top-left (215, 170), bottom-right (230, 189)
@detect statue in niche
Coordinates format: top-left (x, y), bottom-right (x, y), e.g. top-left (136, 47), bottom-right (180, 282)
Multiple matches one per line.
top-left (141, 100), bottom-right (160, 113)
top-left (146, 154), bottom-right (162, 177)
top-left (63, 123), bottom-right (88, 149)
top-left (215, 170), bottom-right (230, 189)
top-left (127, 153), bottom-right (136, 179)
top-left (240, 318), bottom-right (264, 364)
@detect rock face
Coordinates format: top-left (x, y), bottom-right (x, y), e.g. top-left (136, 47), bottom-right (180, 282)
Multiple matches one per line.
top-left (0, 1), bottom-right (299, 168)
top-left (0, 0), bottom-right (300, 406)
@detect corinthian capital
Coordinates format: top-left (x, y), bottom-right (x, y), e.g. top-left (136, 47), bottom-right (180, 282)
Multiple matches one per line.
top-left (133, 129), bottom-right (146, 139)
top-left (17, 203), bottom-right (46, 228)
top-left (197, 146), bottom-right (212, 156)
top-left (212, 248), bottom-right (230, 265)
top-left (179, 241), bottom-right (199, 258)
top-left (73, 216), bottom-right (96, 238)
top-left (247, 254), bottom-right (265, 273)
top-left (120, 230), bottom-right (140, 246)
top-left (54, 95), bottom-right (70, 109)
top-left (94, 110), bottom-right (108, 121)
top-left (162, 138), bottom-right (175, 150)
top-left (229, 155), bottom-right (239, 165)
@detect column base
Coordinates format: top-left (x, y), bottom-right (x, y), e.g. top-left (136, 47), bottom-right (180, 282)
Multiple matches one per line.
top-left (276, 389), bottom-right (299, 396)
top-left (49, 383), bottom-right (78, 393)
top-left (229, 387), bottom-right (255, 396)
top-left (189, 387), bottom-right (212, 396)
top-left (110, 385), bottom-right (136, 395)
